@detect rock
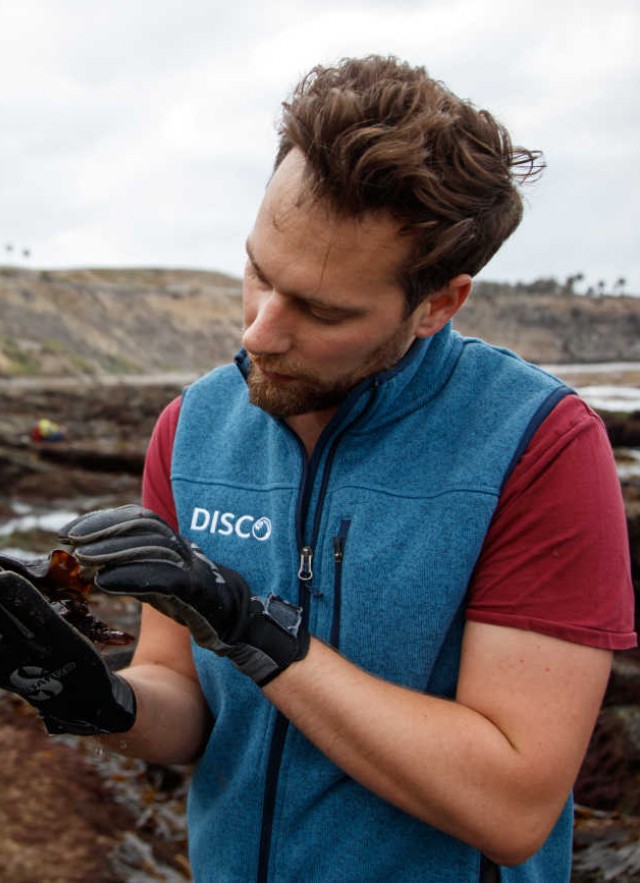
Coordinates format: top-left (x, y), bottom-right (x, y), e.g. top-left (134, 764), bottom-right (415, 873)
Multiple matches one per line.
top-left (573, 806), bottom-right (640, 883)
top-left (575, 705), bottom-right (640, 815)
top-left (0, 692), bottom-right (190, 882)
top-left (455, 285), bottom-right (640, 364)
top-left (605, 651), bottom-right (640, 707)
top-left (600, 411), bottom-right (640, 448)
top-left (626, 500), bottom-right (640, 589)
top-left (35, 439), bottom-right (147, 473)
top-left (572, 697), bottom-right (640, 881)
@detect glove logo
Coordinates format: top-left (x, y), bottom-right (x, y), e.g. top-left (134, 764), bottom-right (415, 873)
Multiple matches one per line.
top-left (9, 662), bottom-right (76, 701)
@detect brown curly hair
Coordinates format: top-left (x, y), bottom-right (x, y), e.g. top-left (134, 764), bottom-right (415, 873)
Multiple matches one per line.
top-left (275, 55), bottom-right (544, 314)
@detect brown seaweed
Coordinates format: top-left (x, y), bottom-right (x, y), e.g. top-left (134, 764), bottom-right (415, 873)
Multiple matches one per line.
top-left (0, 549), bottom-right (134, 647)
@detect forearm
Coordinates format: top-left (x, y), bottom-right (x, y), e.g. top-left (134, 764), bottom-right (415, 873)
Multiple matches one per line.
top-left (99, 663), bottom-right (212, 766)
top-left (263, 635), bottom-right (607, 865)
top-left (263, 640), bottom-right (524, 859)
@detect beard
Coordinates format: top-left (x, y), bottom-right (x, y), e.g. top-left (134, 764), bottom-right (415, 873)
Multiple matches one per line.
top-left (246, 321), bottom-right (415, 418)
top-left (247, 360), bottom-right (352, 417)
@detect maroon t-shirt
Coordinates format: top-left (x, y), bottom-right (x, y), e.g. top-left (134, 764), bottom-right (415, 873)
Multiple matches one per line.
top-left (142, 393), bottom-right (637, 651)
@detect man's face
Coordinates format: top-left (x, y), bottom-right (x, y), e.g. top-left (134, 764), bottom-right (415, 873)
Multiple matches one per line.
top-left (241, 150), bottom-right (426, 419)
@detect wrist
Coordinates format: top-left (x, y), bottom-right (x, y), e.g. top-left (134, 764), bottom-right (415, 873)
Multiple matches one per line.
top-left (223, 594), bottom-right (310, 686)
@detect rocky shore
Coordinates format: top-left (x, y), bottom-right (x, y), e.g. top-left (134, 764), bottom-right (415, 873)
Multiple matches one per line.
top-left (0, 378), bottom-right (192, 882)
top-left (0, 373), bottom-right (639, 882)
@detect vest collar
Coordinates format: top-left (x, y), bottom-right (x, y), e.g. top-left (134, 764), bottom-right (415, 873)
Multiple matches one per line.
top-left (233, 322), bottom-right (461, 436)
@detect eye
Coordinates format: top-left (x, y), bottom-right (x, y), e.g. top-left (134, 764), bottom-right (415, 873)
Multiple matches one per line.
top-left (245, 260), bottom-right (270, 288)
top-left (305, 301), bottom-right (360, 325)
top-left (307, 310), bottom-right (345, 325)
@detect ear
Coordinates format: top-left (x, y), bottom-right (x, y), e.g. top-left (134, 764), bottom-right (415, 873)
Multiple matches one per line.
top-left (413, 274), bottom-right (472, 338)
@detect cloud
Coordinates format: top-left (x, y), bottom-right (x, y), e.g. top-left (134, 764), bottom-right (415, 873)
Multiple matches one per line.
top-left (0, 0), bottom-right (638, 293)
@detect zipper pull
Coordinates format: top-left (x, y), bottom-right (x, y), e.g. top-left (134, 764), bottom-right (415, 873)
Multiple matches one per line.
top-left (298, 546), bottom-right (314, 582)
top-left (333, 536), bottom-right (344, 563)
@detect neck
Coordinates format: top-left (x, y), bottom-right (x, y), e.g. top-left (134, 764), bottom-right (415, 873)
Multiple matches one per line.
top-left (286, 407), bottom-right (338, 458)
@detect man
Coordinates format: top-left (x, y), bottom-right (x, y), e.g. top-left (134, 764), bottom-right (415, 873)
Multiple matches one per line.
top-left (0, 56), bottom-right (635, 882)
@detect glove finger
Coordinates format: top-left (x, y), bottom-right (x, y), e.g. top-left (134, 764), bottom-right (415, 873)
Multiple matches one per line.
top-left (60, 505), bottom-right (173, 544)
top-left (94, 560), bottom-right (186, 597)
top-left (0, 552), bottom-right (51, 581)
top-left (97, 564), bottom-right (227, 648)
top-left (0, 571), bottom-right (94, 653)
top-left (59, 504), bottom-right (147, 539)
top-left (72, 533), bottom-right (187, 567)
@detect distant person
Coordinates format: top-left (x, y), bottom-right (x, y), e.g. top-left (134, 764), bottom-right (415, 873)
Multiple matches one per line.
top-left (0, 55), bottom-right (635, 882)
top-left (30, 417), bottom-right (66, 442)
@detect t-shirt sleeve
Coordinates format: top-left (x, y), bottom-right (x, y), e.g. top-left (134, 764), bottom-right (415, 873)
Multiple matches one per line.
top-left (466, 394), bottom-right (637, 650)
top-left (141, 395), bottom-right (181, 532)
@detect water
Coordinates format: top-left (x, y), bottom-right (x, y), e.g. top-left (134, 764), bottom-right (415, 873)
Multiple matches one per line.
top-left (0, 507), bottom-right (79, 538)
top-left (542, 362), bottom-right (640, 413)
top-left (576, 386), bottom-right (640, 413)
top-left (544, 362), bottom-right (640, 375)
top-left (0, 506), bottom-right (80, 560)
top-left (617, 449), bottom-right (640, 481)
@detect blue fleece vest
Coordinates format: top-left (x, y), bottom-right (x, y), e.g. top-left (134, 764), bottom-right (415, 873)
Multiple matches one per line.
top-left (171, 324), bottom-right (574, 882)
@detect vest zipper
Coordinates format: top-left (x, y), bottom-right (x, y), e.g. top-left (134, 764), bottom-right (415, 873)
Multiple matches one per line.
top-left (298, 546), bottom-right (314, 582)
top-left (330, 519), bottom-right (351, 649)
top-left (256, 386), bottom-right (379, 882)
top-left (256, 431), bottom-right (318, 883)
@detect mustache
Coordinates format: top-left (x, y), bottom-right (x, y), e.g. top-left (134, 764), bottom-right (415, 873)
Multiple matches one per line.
top-left (249, 354), bottom-right (308, 379)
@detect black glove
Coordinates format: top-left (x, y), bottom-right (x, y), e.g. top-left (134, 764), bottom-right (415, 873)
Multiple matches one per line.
top-left (60, 504), bottom-right (310, 687)
top-left (0, 559), bottom-right (136, 736)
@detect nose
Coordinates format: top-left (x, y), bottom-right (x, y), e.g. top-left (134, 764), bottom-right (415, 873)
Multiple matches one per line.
top-left (242, 289), bottom-right (293, 355)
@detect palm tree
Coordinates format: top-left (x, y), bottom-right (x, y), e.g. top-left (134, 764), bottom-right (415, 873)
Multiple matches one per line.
top-left (564, 273), bottom-right (584, 295)
top-left (613, 277), bottom-right (627, 295)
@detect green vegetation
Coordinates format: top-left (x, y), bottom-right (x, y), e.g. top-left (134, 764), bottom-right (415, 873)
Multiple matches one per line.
top-left (41, 338), bottom-right (68, 355)
top-left (103, 353), bottom-right (142, 374)
top-left (69, 353), bottom-right (99, 374)
top-left (0, 336), bottom-right (40, 375)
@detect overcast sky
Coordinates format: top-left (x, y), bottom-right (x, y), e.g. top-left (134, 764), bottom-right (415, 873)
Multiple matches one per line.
top-left (1, 0), bottom-right (638, 294)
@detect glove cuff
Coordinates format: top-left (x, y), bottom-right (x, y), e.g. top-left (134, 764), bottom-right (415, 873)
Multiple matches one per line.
top-left (223, 594), bottom-right (310, 686)
top-left (42, 673), bottom-right (137, 736)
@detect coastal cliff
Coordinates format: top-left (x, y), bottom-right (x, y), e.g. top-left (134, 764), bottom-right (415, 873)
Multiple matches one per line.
top-left (1, 266), bottom-right (639, 378)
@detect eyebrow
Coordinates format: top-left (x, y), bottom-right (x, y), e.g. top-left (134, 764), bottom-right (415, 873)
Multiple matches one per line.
top-left (244, 238), bottom-right (366, 317)
top-left (245, 239), bottom-right (269, 283)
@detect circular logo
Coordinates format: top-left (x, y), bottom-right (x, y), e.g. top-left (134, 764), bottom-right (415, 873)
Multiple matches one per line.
top-left (9, 665), bottom-right (64, 701)
top-left (252, 517), bottom-right (272, 542)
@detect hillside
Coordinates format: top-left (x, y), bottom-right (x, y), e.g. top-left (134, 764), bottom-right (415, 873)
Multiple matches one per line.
top-left (0, 266), bottom-right (243, 377)
top-left (1, 266), bottom-right (639, 376)
top-left (455, 280), bottom-right (640, 364)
